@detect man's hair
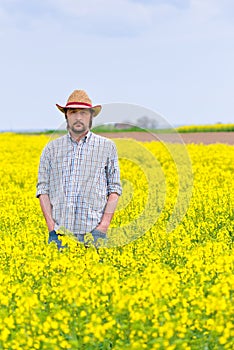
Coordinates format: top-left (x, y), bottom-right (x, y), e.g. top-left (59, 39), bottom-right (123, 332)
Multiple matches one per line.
top-left (89, 111), bottom-right (93, 128)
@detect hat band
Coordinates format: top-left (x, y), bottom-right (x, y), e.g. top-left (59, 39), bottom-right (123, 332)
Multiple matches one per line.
top-left (66, 102), bottom-right (92, 108)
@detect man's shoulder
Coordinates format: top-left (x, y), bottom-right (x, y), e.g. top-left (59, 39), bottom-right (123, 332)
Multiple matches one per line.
top-left (46, 134), bottom-right (69, 147)
top-left (91, 132), bottom-right (115, 146)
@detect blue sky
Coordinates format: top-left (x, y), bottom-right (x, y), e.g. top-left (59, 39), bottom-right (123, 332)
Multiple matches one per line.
top-left (0, 0), bottom-right (234, 130)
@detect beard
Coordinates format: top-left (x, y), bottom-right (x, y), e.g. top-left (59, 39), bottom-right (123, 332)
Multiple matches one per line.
top-left (66, 116), bottom-right (93, 135)
top-left (67, 120), bottom-right (87, 135)
top-left (71, 122), bottom-right (86, 133)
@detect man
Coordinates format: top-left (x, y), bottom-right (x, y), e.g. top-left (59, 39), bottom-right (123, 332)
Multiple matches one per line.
top-left (36, 90), bottom-right (122, 248)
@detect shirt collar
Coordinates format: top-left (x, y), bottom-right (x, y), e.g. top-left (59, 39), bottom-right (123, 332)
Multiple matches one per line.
top-left (67, 130), bottom-right (92, 144)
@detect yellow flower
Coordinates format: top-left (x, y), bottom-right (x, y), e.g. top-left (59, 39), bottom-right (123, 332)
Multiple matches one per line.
top-left (0, 133), bottom-right (233, 349)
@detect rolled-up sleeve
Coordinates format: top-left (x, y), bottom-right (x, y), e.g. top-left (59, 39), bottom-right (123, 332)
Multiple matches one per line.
top-left (36, 147), bottom-right (50, 198)
top-left (106, 142), bottom-right (122, 196)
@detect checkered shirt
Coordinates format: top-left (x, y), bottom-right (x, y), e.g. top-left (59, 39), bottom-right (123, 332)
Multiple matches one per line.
top-left (36, 132), bottom-right (122, 235)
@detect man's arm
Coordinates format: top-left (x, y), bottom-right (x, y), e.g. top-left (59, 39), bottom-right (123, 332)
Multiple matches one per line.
top-left (96, 141), bottom-right (122, 233)
top-left (96, 192), bottom-right (119, 233)
top-left (39, 194), bottom-right (55, 232)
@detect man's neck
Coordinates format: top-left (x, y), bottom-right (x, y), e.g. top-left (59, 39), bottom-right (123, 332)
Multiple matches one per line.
top-left (69, 130), bottom-right (89, 142)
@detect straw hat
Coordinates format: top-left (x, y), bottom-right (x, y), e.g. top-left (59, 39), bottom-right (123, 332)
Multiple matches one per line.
top-left (56, 90), bottom-right (102, 117)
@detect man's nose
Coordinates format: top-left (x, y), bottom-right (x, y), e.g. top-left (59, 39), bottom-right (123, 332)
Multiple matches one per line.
top-left (74, 112), bottom-right (83, 118)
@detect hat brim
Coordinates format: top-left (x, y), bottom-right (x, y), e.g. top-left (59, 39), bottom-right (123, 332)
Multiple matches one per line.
top-left (56, 103), bottom-right (102, 117)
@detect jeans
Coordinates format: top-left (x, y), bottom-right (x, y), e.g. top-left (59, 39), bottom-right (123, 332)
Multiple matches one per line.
top-left (77, 229), bottom-right (107, 247)
top-left (91, 229), bottom-right (107, 245)
top-left (48, 230), bottom-right (66, 250)
top-left (48, 229), bottom-right (106, 249)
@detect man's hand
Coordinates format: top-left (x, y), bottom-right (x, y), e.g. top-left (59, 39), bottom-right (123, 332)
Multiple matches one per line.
top-left (95, 223), bottom-right (108, 233)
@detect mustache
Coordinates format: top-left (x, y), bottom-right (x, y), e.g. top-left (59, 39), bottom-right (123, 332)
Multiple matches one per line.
top-left (73, 121), bottom-right (84, 126)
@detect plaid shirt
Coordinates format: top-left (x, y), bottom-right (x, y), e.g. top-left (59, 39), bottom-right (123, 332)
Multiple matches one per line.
top-left (36, 132), bottom-right (122, 235)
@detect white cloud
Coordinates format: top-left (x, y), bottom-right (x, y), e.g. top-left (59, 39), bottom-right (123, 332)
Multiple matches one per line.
top-left (0, 4), bottom-right (15, 32)
top-left (0, 0), bottom-right (154, 37)
top-left (0, 0), bottom-right (234, 130)
top-left (50, 0), bottom-right (149, 17)
top-left (46, 0), bottom-right (154, 36)
top-left (2, 0), bottom-right (233, 41)
top-left (190, 0), bottom-right (234, 18)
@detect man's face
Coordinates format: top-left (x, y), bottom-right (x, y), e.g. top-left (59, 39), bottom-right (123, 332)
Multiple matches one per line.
top-left (66, 108), bottom-right (92, 135)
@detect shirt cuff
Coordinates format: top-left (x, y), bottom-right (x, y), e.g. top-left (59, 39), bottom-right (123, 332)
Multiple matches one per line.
top-left (107, 186), bottom-right (122, 196)
top-left (36, 187), bottom-right (49, 198)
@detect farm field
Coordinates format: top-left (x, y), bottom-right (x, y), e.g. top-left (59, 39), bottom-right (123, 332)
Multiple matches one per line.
top-left (0, 132), bottom-right (233, 350)
top-left (97, 131), bottom-right (234, 145)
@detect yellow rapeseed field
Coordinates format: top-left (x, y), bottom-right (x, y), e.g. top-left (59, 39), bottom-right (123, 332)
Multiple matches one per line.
top-left (0, 133), bottom-right (233, 350)
top-left (176, 123), bottom-right (234, 132)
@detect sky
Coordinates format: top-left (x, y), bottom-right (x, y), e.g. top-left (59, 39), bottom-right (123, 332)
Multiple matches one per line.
top-left (0, 0), bottom-right (234, 131)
